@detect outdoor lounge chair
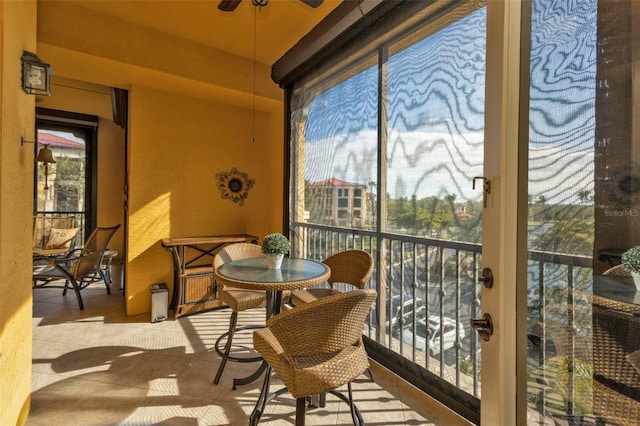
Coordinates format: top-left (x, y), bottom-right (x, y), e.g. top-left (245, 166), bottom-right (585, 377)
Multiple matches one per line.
top-left (32, 224), bottom-right (120, 310)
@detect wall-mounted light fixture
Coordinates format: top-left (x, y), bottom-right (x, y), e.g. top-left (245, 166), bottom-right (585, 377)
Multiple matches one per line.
top-left (21, 51), bottom-right (53, 96)
top-left (21, 137), bottom-right (56, 189)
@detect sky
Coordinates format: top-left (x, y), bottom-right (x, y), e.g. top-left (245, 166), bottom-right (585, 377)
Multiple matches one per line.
top-left (298, 1), bottom-right (597, 204)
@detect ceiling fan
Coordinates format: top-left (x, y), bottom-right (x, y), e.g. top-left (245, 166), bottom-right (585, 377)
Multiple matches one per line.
top-left (218, 0), bottom-right (323, 12)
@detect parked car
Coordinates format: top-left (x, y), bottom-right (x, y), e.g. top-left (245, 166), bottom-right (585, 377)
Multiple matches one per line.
top-left (369, 294), bottom-right (426, 336)
top-left (402, 315), bottom-right (464, 356)
top-left (390, 295), bottom-right (426, 336)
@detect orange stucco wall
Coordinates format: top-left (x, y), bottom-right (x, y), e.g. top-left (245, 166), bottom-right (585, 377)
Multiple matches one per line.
top-left (1, 2), bottom-right (37, 425)
top-left (126, 85), bottom-right (282, 315)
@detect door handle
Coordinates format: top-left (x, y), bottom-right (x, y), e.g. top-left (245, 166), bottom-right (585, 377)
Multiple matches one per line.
top-left (470, 313), bottom-right (493, 341)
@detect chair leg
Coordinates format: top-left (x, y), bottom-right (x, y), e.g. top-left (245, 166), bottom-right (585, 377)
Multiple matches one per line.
top-left (67, 278), bottom-right (85, 310)
top-left (214, 311), bottom-right (238, 384)
top-left (347, 382), bottom-right (359, 426)
top-left (249, 365), bottom-right (272, 426)
top-left (296, 397), bottom-right (306, 426)
top-left (98, 269), bottom-right (112, 294)
top-left (309, 394), bottom-right (323, 408)
top-left (365, 367), bottom-right (375, 382)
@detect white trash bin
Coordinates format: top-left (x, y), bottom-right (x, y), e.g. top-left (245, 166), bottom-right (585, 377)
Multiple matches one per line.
top-left (150, 283), bottom-right (169, 323)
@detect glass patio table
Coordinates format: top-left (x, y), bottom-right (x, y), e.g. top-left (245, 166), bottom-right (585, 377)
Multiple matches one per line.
top-left (214, 256), bottom-right (330, 388)
top-left (594, 274), bottom-right (640, 306)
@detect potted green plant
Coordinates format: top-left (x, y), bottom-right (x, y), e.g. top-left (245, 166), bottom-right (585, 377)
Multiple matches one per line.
top-left (262, 233), bottom-right (290, 269)
top-left (621, 246), bottom-right (640, 290)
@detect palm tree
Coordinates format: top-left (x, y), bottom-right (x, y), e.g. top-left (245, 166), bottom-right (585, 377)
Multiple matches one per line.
top-left (577, 190), bottom-right (591, 205)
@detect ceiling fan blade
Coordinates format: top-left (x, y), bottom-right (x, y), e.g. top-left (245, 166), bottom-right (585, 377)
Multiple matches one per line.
top-left (218, 0), bottom-right (242, 12)
top-left (300, 0), bottom-right (323, 8)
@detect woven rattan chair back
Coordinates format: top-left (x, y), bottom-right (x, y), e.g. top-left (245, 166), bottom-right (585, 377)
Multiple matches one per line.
top-left (289, 250), bottom-right (374, 316)
top-left (268, 288), bottom-right (376, 359)
top-left (213, 242), bottom-right (263, 272)
top-left (591, 297), bottom-right (640, 424)
top-left (323, 250), bottom-right (374, 290)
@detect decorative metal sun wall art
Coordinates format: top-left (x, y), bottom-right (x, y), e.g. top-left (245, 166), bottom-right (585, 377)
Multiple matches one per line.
top-left (216, 167), bottom-right (255, 206)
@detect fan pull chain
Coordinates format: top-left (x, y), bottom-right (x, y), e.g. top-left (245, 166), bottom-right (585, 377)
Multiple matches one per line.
top-left (251, 1), bottom-right (259, 143)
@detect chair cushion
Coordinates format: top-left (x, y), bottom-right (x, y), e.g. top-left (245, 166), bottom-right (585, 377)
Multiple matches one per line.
top-left (290, 288), bottom-right (340, 306)
top-left (44, 228), bottom-right (78, 249)
top-left (219, 287), bottom-right (266, 311)
top-left (33, 248), bottom-right (71, 257)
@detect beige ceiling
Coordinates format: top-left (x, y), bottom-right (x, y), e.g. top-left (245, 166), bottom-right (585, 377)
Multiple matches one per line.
top-left (69, 0), bottom-right (342, 66)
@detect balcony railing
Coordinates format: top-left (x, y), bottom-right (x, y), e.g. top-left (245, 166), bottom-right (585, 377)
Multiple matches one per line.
top-left (290, 222), bottom-right (594, 421)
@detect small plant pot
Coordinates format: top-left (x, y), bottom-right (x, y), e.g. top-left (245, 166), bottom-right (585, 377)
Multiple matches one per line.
top-left (631, 273), bottom-right (640, 291)
top-left (266, 253), bottom-right (284, 269)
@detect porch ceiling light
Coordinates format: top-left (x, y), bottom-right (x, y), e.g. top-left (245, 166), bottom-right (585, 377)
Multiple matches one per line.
top-left (21, 51), bottom-right (53, 96)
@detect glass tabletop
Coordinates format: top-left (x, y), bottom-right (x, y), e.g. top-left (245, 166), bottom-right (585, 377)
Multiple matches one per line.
top-left (216, 257), bottom-right (329, 284)
top-left (594, 274), bottom-right (640, 305)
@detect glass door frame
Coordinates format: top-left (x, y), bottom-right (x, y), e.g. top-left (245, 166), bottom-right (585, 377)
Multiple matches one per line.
top-left (481, 1), bottom-right (528, 424)
top-left (34, 107), bottom-right (99, 243)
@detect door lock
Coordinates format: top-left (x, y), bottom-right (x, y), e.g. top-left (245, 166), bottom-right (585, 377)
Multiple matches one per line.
top-left (472, 176), bottom-right (491, 208)
top-left (479, 267), bottom-right (493, 288)
top-left (470, 313), bottom-right (493, 341)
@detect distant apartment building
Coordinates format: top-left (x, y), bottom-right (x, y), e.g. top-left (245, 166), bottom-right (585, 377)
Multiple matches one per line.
top-left (306, 178), bottom-right (369, 228)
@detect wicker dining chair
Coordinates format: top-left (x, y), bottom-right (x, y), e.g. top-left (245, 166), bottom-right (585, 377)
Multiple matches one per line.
top-left (591, 296), bottom-right (640, 425)
top-left (32, 224), bottom-right (120, 310)
top-left (289, 250), bottom-right (373, 306)
top-left (547, 296), bottom-right (640, 426)
top-left (212, 242), bottom-right (266, 385)
top-left (250, 289), bottom-right (377, 426)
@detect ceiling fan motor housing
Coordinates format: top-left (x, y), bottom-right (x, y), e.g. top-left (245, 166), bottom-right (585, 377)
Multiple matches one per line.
top-left (218, 0), bottom-right (323, 12)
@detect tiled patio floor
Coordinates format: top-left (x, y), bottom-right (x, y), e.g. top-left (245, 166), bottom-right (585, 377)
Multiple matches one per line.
top-left (28, 284), bottom-right (473, 426)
